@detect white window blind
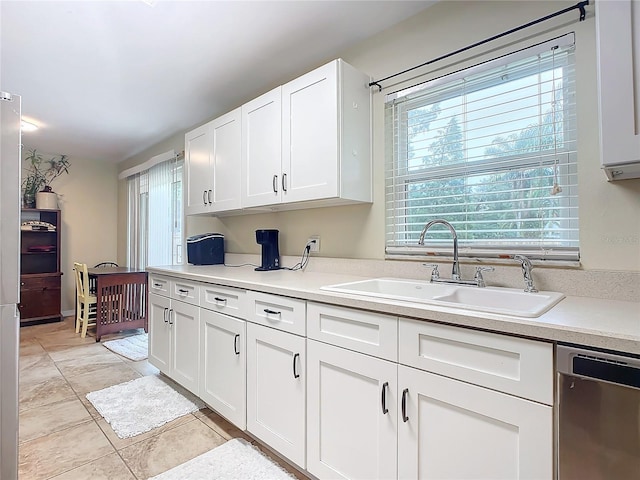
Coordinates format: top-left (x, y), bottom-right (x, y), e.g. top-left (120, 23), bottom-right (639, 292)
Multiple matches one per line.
top-left (127, 155), bottom-right (183, 269)
top-left (385, 34), bottom-right (579, 261)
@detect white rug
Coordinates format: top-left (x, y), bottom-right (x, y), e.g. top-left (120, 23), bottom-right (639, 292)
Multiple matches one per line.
top-left (103, 333), bottom-right (148, 361)
top-left (86, 375), bottom-right (204, 439)
top-left (149, 438), bottom-right (295, 480)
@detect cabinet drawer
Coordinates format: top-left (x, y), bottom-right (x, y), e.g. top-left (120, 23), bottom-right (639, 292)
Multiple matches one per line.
top-left (200, 284), bottom-right (246, 318)
top-left (399, 319), bottom-right (553, 405)
top-left (20, 275), bottom-right (60, 290)
top-left (170, 279), bottom-right (199, 305)
top-left (246, 291), bottom-right (306, 336)
top-left (307, 302), bottom-right (398, 361)
top-left (149, 274), bottom-right (170, 296)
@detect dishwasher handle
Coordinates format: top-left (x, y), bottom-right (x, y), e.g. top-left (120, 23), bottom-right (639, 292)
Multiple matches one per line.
top-left (557, 345), bottom-right (640, 390)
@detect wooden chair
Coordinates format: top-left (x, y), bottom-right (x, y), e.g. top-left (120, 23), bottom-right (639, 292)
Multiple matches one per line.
top-left (94, 262), bottom-right (119, 268)
top-left (73, 262), bottom-right (97, 337)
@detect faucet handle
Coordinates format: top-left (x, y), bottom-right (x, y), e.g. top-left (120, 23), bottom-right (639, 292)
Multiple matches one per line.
top-left (474, 266), bottom-right (494, 287)
top-left (422, 263), bottom-right (440, 281)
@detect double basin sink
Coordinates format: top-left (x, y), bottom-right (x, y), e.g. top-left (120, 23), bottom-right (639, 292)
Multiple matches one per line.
top-left (321, 277), bottom-right (565, 318)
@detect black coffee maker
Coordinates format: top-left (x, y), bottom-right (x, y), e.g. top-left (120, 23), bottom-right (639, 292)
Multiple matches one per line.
top-left (255, 229), bottom-right (280, 271)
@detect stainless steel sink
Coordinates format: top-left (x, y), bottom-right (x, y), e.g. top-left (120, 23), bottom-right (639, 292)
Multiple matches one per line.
top-left (321, 278), bottom-right (565, 317)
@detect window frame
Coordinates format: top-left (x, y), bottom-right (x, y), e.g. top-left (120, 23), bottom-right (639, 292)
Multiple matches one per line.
top-left (385, 33), bottom-right (579, 262)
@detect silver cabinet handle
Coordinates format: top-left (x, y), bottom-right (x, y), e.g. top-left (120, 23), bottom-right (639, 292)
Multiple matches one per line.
top-left (168, 309), bottom-right (174, 325)
top-left (264, 308), bottom-right (281, 316)
top-left (178, 288), bottom-right (189, 294)
top-left (272, 175), bottom-right (278, 193)
top-left (153, 283), bottom-right (163, 288)
top-left (214, 297), bottom-right (227, 304)
top-left (282, 173), bottom-right (287, 192)
top-left (163, 307), bottom-right (168, 323)
top-left (208, 189), bottom-right (212, 205)
top-left (203, 190), bottom-right (207, 205)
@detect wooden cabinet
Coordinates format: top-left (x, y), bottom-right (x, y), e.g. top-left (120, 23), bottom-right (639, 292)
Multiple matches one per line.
top-left (596, 0), bottom-right (640, 180)
top-left (184, 108), bottom-right (242, 215)
top-left (200, 309), bottom-right (246, 429)
top-left (148, 288), bottom-right (200, 394)
top-left (18, 209), bottom-right (61, 324)
top-left (397, 365), bottom-right (552, 480)
top-left (246, 322), bottom-right (306, 468)
top-left (307, 339), bottom-right (397, 480)
top-left (241, 59), bottom-right (372, 210)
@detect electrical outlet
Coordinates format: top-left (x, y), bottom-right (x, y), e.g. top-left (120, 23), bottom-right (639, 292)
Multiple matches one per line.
top-left (308, 235), bottom-right (320, 253)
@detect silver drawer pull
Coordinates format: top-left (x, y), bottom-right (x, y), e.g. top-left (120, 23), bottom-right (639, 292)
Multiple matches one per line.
top-left (264, 308), bottom-right (281, 316)
top-left (214, 297), bottom-right (227, 303)
top-left (177, 288), bottom-right (189, 294)
top-left (153, 283), bottom-right (163, 288)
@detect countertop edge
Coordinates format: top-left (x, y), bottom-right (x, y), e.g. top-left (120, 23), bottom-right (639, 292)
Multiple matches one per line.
top-left (147, 265), bottom-right (640, 356)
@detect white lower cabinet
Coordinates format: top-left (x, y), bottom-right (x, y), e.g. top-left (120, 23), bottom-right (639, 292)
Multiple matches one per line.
top-left (397, 364), bottom-right (552, 480)
top-left (307, 339), bottom-right (397, 480)
top-left (200, 308), bottom-right (246, 429)
top-left (246, 322), bottom-right (306, 468)
top-left (148, 292), bottom-right (200, 394)
top-left (149, 275), bottom-right (555, 480)
top-left (149, 292), bottom-right (171, 373)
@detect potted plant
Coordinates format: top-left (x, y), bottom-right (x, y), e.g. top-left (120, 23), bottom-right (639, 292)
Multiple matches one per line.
top-left (22, 149), bottom-right (70, 209)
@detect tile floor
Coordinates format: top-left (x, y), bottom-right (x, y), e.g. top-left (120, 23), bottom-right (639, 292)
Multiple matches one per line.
top-left (18, 317), bottom-right (308, 480)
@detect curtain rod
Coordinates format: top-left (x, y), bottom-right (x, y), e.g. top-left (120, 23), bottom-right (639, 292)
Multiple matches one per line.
top-left (368, 0), bottom-right (589, 92)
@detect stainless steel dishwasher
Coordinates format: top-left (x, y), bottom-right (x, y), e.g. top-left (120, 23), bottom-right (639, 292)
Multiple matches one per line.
top-left (557, 345), bottom-right (640, 480)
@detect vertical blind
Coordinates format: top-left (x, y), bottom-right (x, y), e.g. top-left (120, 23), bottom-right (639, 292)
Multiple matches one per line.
top-left (127, 155), bottom-right (183, 269)
top-left (385, 33), bottom-right (579, 261)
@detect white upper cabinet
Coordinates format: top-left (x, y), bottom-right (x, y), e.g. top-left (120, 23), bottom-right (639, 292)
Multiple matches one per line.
top-left (210, 109), bottom-right (242, 211)
top-left (184, 108), bottom-right (242, 215)
top-left (241, 87), bottom-right (283, 207)
top-left (596, 0), bottom-right (640, 180)
top-left (185, 123), bottom-right (213, 215)
top-left (242, 59), bottom-right (372, 210)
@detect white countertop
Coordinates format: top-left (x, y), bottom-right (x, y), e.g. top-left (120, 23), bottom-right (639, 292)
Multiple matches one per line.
top-left (147, 264), bottom-right (640, 355)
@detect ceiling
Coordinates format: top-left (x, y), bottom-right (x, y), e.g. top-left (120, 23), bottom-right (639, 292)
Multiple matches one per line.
top-left (1, 0), bottom-right (434, 164)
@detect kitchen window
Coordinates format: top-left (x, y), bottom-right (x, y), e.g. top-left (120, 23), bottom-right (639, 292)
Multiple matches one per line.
top-left (385, 33), bottom-right (578, 261)
top-left (127, 155), bottom-right (183, 268)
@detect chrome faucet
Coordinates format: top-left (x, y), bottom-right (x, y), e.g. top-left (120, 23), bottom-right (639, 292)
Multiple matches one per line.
top-left (419, 219), bottom-right (494, 287)
top-left (419, 219), bottom-right (461, 280)
top-left (514, 254), bottom-right (538, 293)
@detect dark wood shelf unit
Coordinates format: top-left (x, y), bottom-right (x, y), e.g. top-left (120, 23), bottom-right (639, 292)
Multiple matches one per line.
top-left (19, 209), bottom-right (62, 325)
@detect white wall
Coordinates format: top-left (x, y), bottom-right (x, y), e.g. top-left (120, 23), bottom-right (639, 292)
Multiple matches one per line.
top-left (33, 156), bottom-right (119, 313)
top-left (118, 1), bottom-right (640, 272)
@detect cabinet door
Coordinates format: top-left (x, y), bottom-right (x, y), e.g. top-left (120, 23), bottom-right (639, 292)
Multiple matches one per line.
top-left (148, 293), bottom-right (171, 374)
top-left (596, 0), bottom-right (640, 178)
top-left (185, 122), bottom-right (213, 215)
top-left (397, 365), bottom-right (552, 480)
top-left (211, 108), bottom-right (242, 212)
top-left (282, 60), bottom-right (338, 203)
top-left (241, 87), bottom-right (282, 208)
top-left (200, 309), bottom-right (246, 429)
top-left (246, 323), bottom-right (305, 468)
top-left (307, 340), bottom-right (397, 480)
top-left (170, 299), bottom-right (200, 394)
